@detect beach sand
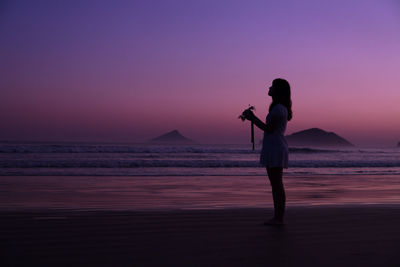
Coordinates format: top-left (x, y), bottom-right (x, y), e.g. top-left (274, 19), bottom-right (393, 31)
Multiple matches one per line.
top-left (2, 206), bottom-right (400, 266)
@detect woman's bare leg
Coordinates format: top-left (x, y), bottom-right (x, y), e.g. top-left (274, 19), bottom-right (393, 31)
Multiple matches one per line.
top-left (267, 167), bottom-right (286, 223)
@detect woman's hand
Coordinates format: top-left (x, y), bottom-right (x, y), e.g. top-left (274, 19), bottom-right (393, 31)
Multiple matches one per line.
top-left (241, 108), bottom-right (255, 121)
top-left (239, 107), bottom-right (270, 132)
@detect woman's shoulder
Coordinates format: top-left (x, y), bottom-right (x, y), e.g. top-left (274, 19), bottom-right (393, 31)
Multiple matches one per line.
top-left (271, 104), bottom-right (288, 115)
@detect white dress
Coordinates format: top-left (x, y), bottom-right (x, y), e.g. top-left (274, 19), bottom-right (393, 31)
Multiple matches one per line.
top-left (260, 104), bottom-right (289, 168)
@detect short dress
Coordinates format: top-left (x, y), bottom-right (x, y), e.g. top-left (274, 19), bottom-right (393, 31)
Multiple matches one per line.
top-left (260, 104), bottom-right (289, 168)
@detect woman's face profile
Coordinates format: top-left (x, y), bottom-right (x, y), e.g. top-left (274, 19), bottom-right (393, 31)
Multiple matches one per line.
top-left (268, 85), bottom-right (275, 97)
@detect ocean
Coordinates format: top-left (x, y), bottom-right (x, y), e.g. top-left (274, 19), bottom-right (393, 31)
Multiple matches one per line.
top-left (1, 142), bottom-right (400, 210)
top-left (1, 142), bottom-right (400, 176)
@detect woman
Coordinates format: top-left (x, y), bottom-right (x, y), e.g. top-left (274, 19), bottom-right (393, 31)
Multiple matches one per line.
top-left (242, 78), bottom-right (292, 225)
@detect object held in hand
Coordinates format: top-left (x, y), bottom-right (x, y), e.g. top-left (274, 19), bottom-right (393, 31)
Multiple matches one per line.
top-left (239, 106), bottom-right (255, 150)
top-left (239, 106), bottom-right (255, 121)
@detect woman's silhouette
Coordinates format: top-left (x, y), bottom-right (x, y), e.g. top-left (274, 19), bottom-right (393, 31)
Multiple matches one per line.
top-left (242, 78), bottom-right (292, 225)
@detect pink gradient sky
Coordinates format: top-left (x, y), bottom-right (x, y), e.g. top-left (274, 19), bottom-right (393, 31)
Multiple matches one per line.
top-left (1, 0), bottom-right (400, 147)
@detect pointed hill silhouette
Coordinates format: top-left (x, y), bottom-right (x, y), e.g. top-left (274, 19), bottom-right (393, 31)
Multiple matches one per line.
top-left (285, 128), bottom-right (353, 147)
top-left (150, 130), bottom-right (195, 144)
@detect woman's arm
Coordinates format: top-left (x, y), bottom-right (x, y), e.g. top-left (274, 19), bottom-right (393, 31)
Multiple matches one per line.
top-left (252, 115), bottom-right (274, 132)
top-left (242, 110), bottom-right (275, 133)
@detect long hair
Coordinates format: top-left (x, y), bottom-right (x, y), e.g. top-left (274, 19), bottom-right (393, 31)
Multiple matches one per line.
top-left (269, 78), bottom-right (293, 121)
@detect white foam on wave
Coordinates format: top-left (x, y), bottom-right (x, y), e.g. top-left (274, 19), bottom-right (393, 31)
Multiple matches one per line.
top-left (1, 143), bottom-right (400, 176)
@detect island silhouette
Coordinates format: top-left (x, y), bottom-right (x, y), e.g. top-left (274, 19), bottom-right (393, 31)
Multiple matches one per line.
top-left (285, 128), bottom-right (353, 147)
top-left (150, 130), bottom-right (195, 144)
top-left (150, 128), bottom-right (353, 147)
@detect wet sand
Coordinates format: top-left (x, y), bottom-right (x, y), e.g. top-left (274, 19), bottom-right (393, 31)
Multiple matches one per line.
top-left (2, 175), bottom-right (400, 210)
top-left (2, 206), bottom-right (400, 266)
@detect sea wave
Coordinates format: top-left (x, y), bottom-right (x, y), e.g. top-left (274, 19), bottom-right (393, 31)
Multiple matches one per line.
top-left (0, 144), bottom-right (347, 154)
top-left (2, 159), bottom-right (400, 168)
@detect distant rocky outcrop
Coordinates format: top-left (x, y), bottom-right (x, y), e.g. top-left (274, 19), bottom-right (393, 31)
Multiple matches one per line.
top-left (397, 142), bottom-right (400, 148)
top-left (285, 128), bottom-right (353, 147)
top-left (150, 130), bottom-right (194, 144)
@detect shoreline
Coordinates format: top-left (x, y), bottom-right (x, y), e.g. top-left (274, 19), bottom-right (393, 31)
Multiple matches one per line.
top-left (2, 174), bottom-right (400, 210)
top-left (5, 203), bottom-right (400, 213)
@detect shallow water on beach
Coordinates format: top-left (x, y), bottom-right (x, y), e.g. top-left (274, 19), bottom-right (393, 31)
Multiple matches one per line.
top-left (2, 174), bottom-right (400, 210)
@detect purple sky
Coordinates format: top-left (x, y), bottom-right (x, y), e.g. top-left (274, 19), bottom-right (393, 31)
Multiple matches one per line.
top-left (1, 0), bottom-right (400, 146)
